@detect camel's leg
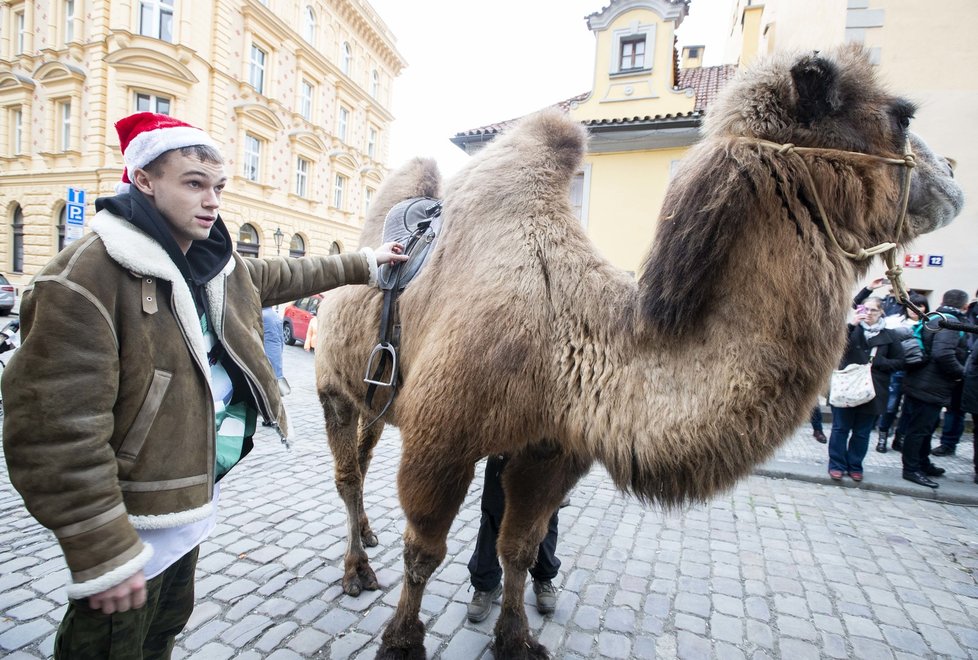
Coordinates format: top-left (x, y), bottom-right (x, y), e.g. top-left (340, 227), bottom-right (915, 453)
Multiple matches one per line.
top-left (493, 444), bottom-right (591, 660)
top-left (354, 415), bottom-right (384, 548)
top-left (320, 389), bottom-right (381, 596)
top-left (378, 448), bottom-right (476, 659)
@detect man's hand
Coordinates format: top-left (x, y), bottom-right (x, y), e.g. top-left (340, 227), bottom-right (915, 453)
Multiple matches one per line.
top-left (87, 571), bottom-right (147, 614)
top-left (374, 241), bottom-right (409, 265)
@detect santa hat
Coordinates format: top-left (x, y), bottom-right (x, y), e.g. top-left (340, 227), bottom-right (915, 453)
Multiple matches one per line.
top-left (114, 112), bottom-right (219, 194)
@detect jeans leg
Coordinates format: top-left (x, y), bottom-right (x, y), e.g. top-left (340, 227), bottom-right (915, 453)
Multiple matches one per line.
top-left (939, 408), bottom-right (965, 449)
top-left (468, 455), bottom-right (506, 591)
top-left (827, 406), bottom-right (855, 472)
top-left (846, 413), bottom-right (877, 473)
top-left (880, 372), bottom-right (904, 433)
top-left (809, 406), bottom-right (823, 434)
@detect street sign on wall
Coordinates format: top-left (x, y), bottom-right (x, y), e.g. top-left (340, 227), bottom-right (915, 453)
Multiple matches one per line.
top-left (904, 253), bottom-right (925, 269)
top-left (927, 255), bottom-right (944, 267)
top-left (64, 187), bottom-right (86, 246)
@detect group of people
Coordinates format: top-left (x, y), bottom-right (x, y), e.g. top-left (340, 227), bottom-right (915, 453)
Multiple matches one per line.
top-left (818, 277), bottom-right (977, 489)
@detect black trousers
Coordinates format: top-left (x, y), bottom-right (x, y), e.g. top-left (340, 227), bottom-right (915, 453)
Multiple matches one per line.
top-left (55, 546), bottom-right (199, 660)
top-left (900, 394), bottom-right (942, 475)
top-left (468, 455), bottom-right (560, 592)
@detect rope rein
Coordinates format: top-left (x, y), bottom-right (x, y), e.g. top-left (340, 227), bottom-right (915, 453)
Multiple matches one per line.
top-left (741, 137), bottom-right (920, 313)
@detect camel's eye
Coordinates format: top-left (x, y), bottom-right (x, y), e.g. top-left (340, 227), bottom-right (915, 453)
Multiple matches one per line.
top-left (889, 99), bottom-right (917, 133)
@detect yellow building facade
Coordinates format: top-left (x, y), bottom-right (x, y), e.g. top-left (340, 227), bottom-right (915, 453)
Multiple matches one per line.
top-left (0, 0), bottom-right (404, 292)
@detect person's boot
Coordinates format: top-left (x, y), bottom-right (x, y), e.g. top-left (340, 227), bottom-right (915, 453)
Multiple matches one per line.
top-left (891, 433), bottom-right (904, 452)
top-left (532, 579), bottom-right (557, 614)
top-left (931, 444), bottom-right (956, 456)
top-left (813, 430), bottom-right (827, 444)
top-left (876, 429), bottom-right (889, 453)
top-left (467, 584), bottom-right (502, 623)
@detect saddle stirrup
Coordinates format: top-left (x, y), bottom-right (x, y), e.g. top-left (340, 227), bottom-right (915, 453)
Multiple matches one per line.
top-left (364, 342), bottom-right (398, 387)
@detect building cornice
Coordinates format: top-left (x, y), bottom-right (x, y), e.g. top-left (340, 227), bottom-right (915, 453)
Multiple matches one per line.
top-left (586, 0), bottom-right (689, 31)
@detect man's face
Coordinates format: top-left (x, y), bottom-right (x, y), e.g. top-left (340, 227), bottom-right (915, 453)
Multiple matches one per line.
top-left (133, 151), bottom-right (227, 253)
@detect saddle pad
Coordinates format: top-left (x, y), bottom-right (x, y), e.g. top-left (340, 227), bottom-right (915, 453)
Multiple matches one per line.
top-left (378, 197), bottom-right (443, 291)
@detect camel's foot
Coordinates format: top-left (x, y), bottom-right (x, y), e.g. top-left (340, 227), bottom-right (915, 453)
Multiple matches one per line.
top-left (491, 634), bottom-right (549, 660)
top-left (343, 561), bottom-right (380, 597)
top-left (377, 618), bottom-right (425, 660)
top-left (362, 526), bottom-right (379, 548)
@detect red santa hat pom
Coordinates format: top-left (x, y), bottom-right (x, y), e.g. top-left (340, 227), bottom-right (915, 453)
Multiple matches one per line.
top-left (114, 112), bottom-right (218, 194)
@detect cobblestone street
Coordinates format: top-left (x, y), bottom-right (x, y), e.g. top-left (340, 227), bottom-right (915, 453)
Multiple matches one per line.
top-left (2, 344), bottom-right (978, 658)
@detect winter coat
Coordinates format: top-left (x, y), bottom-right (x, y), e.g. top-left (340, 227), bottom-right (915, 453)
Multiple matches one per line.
top-left (1, 208), bottom-right (374, 599)
top-left (902, 306), bottom-right (969, 406)
top-left (962, 349), bottom-right (978, 415)
top-left (834, 323), bottom-right (904, 415)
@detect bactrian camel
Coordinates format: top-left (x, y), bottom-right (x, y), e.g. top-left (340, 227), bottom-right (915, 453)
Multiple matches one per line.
top-left (314, 46), bottom-right (963, 658)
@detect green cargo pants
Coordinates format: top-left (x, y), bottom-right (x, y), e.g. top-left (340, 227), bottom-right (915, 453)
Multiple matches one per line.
top-left (54, 546), bottom-right (199, 660)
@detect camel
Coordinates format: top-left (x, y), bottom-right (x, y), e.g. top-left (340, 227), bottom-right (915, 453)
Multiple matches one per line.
top-left (314, 45), bottom-right (963, 659)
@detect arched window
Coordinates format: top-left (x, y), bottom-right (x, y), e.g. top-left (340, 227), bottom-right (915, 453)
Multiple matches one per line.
top-left (289, 234), bottom-right (306, 258)
top-left (329, 240), bottom-right (341, 255)
top-left (236, 223), bottom-right (260, 256)
top-left (370, 69), bottom-right (379, 98)
top-left (341, 42), bottom-right (352, 76)
top-left (303, 6), bottom-right (315, 44)
top-left (11, 205), bottom-right (24, 272)
top-left (57, 205), bottom-right (67, 252)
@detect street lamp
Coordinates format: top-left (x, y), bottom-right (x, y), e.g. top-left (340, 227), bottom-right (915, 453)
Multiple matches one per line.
top-left (273, 227), bottom-right (284, 256)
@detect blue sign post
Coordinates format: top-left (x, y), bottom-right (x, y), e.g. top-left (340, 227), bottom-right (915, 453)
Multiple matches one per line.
top-left (65, 187), bottom-right (86, 245)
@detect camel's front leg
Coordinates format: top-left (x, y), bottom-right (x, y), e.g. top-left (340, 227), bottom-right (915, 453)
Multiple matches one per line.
top-left (321, 390), bottom-right (381, 596)
top-left (378, 446), bottom-right (475, 659)
top-left (493, 445), bottom-right (591, 659)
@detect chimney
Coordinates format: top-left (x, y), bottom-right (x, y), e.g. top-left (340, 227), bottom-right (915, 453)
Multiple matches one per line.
top-left (681, 45), bottom-right (704, 69)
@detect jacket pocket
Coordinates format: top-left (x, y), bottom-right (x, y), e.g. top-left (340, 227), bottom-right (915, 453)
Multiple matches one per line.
top-left (117, 369), bottom-right (173, 463)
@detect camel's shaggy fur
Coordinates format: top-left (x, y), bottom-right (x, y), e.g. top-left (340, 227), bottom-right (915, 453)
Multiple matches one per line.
top-left (315, 45), bottom-right (963, 658)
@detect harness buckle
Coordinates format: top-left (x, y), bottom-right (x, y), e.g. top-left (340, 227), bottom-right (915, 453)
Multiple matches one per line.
top-left (364, 342), bottom-right (398, 387)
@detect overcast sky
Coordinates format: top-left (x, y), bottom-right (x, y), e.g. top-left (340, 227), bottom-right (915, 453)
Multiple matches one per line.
top-left (368, 0), bottom-right (734, 177)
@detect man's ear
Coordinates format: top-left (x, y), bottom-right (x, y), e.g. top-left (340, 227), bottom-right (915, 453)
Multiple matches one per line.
top-left (131, 168), bottom-right (154, 197)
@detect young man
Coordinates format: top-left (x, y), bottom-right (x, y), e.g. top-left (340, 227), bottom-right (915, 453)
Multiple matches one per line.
top-left (1, 112), bottom-right (406, 658)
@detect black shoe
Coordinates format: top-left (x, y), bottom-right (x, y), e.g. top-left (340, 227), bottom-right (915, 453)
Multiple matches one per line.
top-left (902, 471), bottom-right (939, 488)
top-left (891, 435), bottom-right (904, 452)
top-left (813, 430), bottom-right (827, 444)
top-left (931, 445), bottom-right (955, 457)
top-left (923, 465), bottom-right (946, 477)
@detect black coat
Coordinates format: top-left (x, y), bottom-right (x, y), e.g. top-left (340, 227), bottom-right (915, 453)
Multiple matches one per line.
top-left (962, 349), bottom-right (978, 415)
top-left (836, 324), bottom-right (904, 415)
top-left (902, 307), bottom-right (969, 406)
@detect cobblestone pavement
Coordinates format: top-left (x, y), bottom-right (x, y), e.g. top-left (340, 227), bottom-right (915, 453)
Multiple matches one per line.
top-left (2, 345), bottom-right (978, 659)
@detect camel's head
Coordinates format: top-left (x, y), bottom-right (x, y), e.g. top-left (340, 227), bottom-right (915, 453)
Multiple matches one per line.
top-left (705, 44), bottom-right (963, 238)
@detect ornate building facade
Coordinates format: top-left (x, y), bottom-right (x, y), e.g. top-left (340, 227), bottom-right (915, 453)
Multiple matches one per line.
top-left (0, 0), bottom-right (404, 290)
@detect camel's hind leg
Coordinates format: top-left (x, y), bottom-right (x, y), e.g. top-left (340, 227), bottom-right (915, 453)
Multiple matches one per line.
top-left (378, 443), bottom-right (476, 659)
top-left (320, 388), bottom-right (382, 596)
top-left (493, 443), bottom-right (591, 659)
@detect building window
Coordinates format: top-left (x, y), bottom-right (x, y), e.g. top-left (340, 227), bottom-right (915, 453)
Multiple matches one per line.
top-left (236, 223), bottom-right (259, 256)
top-left (57, 205), bottom-right (67, 252)
top-left (367, 127), bottom-right (377, 159)
top-left (243, 134), bottom-right (261, 181)
top-left (337, 106), bottom-right (349, 142)
top-left (303, 6), bottom-right (315, 44)
top-left (11, 108), bottom-right (23, 155)
top-left (295, 157), bottom-right (309, 197)
top-left (289, 234), bottom-right (305, 258)
top-left (12, 206), bottom-right (24, 272)
top-left (249, 44), bottom-right (266, 94)
top-left (371, 70), bottom-right (379, 98)
top-left (135, 92), bottom-right (171, 114)
top-left (64, 0), bottom-right (75, 43)
top-left (620, 37), bottom-right (645, 70)
top-left (341, 42), bottom-right (352, 76)
top-left (139, 0), bottom-right (174, 42)
top-left (15, 9), bottom-right (26, 54)
top-left (58, 100), bottom-right (72, 151)
top-left (333, 173), bottom-right (346, 209)
top-left (329, 240), bottom-right (341, 255)
top-left (687, 46), bottom-right (700, 59)
top-left (364, 187), bottom-right (373, 215)
top-left (299, 80), bottom-right (313, 120)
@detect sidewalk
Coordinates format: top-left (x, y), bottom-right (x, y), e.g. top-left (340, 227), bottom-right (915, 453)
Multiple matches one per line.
top-left (760, 418), bottom-right (978, 505)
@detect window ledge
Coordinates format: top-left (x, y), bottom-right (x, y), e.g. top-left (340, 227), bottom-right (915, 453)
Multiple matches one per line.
top-left (610, 68), bottom-right (652, 79)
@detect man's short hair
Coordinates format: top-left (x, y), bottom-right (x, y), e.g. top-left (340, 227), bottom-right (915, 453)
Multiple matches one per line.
top-left (143, 145), bottom-right (223, 176)
top-left (941, 289), bottom-right (968, 309)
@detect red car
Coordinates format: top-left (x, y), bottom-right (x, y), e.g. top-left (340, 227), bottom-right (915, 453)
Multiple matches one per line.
top-left (282, 294), bottom-right (322, 345)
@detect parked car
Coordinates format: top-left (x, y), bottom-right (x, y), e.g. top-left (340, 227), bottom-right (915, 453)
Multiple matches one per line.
top-left (282, 294), bottom-right (322, 345)
top-left (0, 274), bottom-right (15, 316)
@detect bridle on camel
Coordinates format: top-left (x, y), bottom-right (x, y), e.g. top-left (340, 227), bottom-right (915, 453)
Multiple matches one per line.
top-left (744, 136), bottom-right (926, 314)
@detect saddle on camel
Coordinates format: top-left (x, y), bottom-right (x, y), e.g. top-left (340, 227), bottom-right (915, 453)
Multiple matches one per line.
top-left (313, 45), bottom-right (963, 659)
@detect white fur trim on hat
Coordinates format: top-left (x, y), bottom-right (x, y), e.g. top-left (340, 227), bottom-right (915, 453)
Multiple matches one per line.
top-left (65, 544), bottom-right (154, 600)
top-left (124, 125), bottom-right (219, 173)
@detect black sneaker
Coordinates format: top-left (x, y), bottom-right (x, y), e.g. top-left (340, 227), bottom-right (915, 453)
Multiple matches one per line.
top-left (931, 445), bottom-right (955, 457)
top-left (532, 579), bottom-right (557, 614)
top-left (923, 465), bottom-right (946, 477)
top-left (467, 584), bottom-right (502, 623)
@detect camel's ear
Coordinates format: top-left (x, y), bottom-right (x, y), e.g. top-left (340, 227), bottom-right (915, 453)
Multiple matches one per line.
top-left (790, 53), bottom-right (842, 124)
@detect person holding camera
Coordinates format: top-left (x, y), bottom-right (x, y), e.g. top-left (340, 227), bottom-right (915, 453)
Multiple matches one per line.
top-left (827, 297), bottom-right (904, 482)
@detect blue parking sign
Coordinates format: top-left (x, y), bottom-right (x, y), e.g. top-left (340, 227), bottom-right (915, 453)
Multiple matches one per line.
top-left (66, 187), bottom-right (86, 226)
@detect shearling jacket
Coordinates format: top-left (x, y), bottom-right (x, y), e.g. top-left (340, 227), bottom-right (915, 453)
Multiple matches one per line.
top-left (2, 208), bottom-right (374, 598)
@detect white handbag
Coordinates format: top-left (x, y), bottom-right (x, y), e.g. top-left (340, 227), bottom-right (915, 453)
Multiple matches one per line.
top-left (829, 347), bottom-right (877, 408)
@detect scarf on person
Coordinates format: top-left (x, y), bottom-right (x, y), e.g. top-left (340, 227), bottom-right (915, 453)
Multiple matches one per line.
top-left (861, 317), bottom-right (886, 340)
